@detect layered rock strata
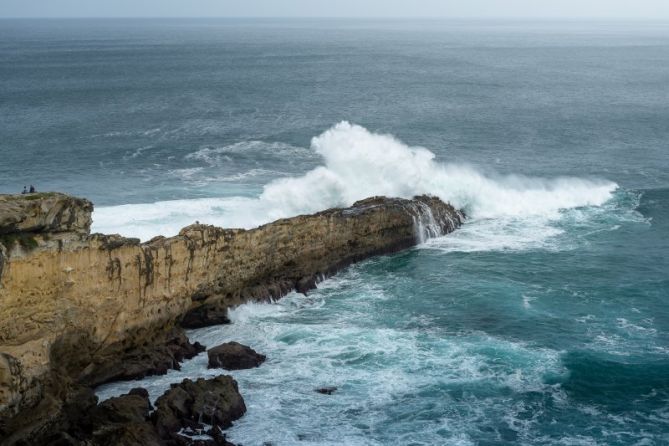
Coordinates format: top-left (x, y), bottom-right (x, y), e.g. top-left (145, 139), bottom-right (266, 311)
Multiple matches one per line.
top-left (0, 192), bottom-right (462, 443)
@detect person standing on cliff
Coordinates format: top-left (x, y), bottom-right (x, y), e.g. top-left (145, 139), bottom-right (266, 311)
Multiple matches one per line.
top-left (29, 185), bottom-right (35, 193)
top-left (21, 186), bottom-right (27, 194)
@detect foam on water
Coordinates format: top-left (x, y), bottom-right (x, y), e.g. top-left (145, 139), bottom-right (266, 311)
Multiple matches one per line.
top-left (92, 122), bottom-right (617, 244)
top-left (420, 216), bottom-right (565, 253)
top-left (93, 207), bottom-right (665, 445)
top-left (95, 288), bottom-right (569, 445)
top-left (92, 196), bottom-right (260, 240)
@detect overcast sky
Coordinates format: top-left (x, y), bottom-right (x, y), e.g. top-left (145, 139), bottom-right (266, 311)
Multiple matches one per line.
top-left (2, 0), bottom-right (669, 19)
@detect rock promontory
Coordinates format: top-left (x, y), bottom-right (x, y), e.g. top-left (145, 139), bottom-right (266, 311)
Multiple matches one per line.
top-left (0, 192), bottom-right (462, 443)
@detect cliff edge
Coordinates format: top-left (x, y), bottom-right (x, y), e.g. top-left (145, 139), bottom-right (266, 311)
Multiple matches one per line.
top-left (0, 192), bottom-right (462, 444)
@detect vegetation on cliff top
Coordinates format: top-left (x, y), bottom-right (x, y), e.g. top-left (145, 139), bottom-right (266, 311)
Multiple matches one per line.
top-left (0, 233), bottom-right (39, 251)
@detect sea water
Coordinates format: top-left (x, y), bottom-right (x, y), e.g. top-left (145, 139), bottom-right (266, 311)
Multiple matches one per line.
top-left (2, 19), bottom-right (668, 445)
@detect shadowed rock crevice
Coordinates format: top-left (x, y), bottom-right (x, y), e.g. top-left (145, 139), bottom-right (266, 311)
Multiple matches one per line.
top-left (78, 328), bottom-right (206, 387)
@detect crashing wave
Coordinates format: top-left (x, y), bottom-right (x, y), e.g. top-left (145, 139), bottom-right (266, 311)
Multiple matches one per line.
top-left (92, 122), bottom-right (617, 243)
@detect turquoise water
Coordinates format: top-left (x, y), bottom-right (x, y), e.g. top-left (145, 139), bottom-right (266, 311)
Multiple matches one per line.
top-left (96, 188), bottom-right (668, 445)
top-left (2, 19), bottom-right (669, 445)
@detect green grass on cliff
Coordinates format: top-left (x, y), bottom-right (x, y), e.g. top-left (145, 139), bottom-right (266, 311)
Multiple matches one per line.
top-left (0, 233), bottom-right (39, 250)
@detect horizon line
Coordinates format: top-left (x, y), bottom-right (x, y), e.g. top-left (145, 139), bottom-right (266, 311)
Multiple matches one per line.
top-left (1, 16), bottom-right (669, 21)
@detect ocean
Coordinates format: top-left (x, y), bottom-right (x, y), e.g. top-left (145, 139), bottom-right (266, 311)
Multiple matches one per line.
top-left (1, 18), bottom-right (668, 445)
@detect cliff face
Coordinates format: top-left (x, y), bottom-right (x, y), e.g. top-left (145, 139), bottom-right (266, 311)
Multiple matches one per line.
top-left (0, 193), bottom-right (462, 441)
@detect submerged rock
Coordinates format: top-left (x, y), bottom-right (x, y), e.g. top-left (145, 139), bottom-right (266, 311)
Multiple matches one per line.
top-left (315, 386), bottom-right (337, 395)
top-left (207, 342), bottom-right (266, 370)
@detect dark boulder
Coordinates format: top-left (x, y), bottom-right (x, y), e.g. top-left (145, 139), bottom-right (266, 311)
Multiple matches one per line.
top-left (128, 387), bottom-right (150, 398)
top-left (152, 376), bottom-right (246, 441)
top-left (90, 391), bottom-right (151, 425)
top-left (90, 388), bottom-right (162, 446)
top-left (207, 342), bottom-right (266, 370)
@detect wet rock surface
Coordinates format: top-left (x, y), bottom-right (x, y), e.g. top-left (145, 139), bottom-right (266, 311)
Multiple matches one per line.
top-left (207, 342), bottom-right (266, 370)
top-left (153, 376), bottom-right (246, 442)
top-left (0, 378), bottom-right (241, 446)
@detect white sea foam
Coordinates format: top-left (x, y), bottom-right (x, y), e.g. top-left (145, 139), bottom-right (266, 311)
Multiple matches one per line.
top-left (92, 196), bottom-right (260, 240)
top-left (420, 216), bottom-right (566, 252)
top-left (92, 122), bottom-right (617, 242)
top-left (94, 288), bottom-right (567, 445)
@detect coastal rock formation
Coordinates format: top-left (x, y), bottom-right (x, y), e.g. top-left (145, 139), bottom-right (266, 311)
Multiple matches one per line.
top-left (89, 388), bottom-right (161, 446)
top-left (0, 377), bottom-right (240, 445)
top-left (153, 376), bottom-right (246, 440)
top-left (207, 342), bottom-right (266, 370)
top-left (0, 192), bottom-right (462, 443)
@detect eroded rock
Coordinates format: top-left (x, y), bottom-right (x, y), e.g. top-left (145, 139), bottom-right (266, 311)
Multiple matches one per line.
top-left (91, 390), bottom-right (152, 425)
top-left (0, 192), bottom-right (92, 236)
top-left (90, 389), bottom-right (161, 446)
top-left (0, 377), bottom-right (97, 446)
top-left (153, 376), bottom-right (246, 441)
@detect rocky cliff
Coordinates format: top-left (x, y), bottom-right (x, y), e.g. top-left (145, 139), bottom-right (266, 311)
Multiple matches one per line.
top-left (0, 192), bottom-right (462, 443)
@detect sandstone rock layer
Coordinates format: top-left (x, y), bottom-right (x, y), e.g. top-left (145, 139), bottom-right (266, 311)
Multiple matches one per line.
top-left (0, 192), bottom-right (462, 442)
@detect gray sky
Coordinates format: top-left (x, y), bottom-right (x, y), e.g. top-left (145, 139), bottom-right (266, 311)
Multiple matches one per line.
top-left (2, 0), bottom-right (669, 19)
